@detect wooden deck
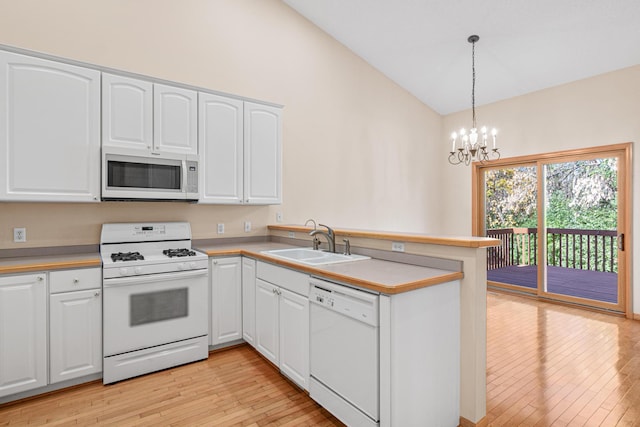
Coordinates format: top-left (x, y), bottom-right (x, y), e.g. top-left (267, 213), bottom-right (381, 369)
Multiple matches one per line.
top-left (487, 265), bottom-right (618, 303)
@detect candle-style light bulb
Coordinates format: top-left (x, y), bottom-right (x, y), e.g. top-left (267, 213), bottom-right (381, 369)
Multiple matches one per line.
top-left (491, 128), bottom-right (497, 149)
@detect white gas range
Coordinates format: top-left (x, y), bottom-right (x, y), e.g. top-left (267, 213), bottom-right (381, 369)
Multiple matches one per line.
top-left (100, 222), bottom-right (209, 384)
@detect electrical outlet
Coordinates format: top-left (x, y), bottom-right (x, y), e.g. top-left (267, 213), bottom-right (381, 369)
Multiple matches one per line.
top-left (288, 231), bottom-right (295, 238)
top-left (276, 212), bottom-right (283, 223)
top-left (391, 242), bottom-right (405, 252)
top-left (13, 227), bottom-right (26, 243)
top-left (244, 221), bottom-right (252, 232)
top-left (217, 223), bottom-right (225, 234)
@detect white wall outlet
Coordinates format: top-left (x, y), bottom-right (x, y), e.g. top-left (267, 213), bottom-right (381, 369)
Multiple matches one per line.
top-left (276, 212), bottom-right (283, 223)
top-left (217, 223), bottom-right (225, 234)
top-left (288, 231), bottom-right (295, 238)
top-left (391, 242), bottom-right (405, 252)
top-left (244, 221), bottom-right (252, 232)
top-left (13, 227), bottom-right (26, 243)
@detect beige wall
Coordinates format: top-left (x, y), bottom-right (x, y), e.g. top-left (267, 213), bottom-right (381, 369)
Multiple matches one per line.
top-left (0, 0), bottom-right (636, 314)
top-left (442, 66), bottom-right (640, 315)
top-left (0, 0), bottom-right (443, 250)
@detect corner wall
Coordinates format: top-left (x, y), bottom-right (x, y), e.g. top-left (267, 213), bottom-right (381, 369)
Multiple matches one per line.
top-left (0, 0), bottom-right (443, 249)
top-left (441, 65), bottom-right (640, 315)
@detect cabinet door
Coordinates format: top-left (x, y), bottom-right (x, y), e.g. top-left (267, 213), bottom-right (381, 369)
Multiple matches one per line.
top-left (0, 51), bottom-right (100, 202)
top-left (198, 93), bottom-right (244, 204)
top-left (49, 289), bottom-right (102, 383)
top-left (279, 288), bottom-right (309, 390)
top-left (102, 73), bottom-right (152, 150)
top-left (244, 102), bottom-right (282, 204)
top-left (0, 274), bottom-right (47, 398)
top-left (154, 84), bottom-right (197, 155)
top-left (255, 279), bottom-right (279, 365)
top-left (242, 258), bottom-right (257, 346)
top-left (210, 257), bottom-right (242, 345)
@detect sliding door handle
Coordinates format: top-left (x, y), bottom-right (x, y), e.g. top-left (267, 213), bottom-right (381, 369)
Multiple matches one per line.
top-left (617, 233), bottom-right (624, 251)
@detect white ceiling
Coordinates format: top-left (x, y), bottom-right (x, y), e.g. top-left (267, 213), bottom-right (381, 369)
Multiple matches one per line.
top-left (283, 0), bottom-right (640, 115)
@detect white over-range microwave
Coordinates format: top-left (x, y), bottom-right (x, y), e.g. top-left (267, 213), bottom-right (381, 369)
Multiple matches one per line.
top-left (102, 148), bottom-right (199, 201)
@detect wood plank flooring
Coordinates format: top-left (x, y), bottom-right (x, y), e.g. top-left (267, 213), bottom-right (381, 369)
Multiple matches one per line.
top-left (0, 345), bottom-right (343, 426)
top-left (2, 292), bottom-right (639, 426)
top-left (486, 292), bottom-right (640, 426)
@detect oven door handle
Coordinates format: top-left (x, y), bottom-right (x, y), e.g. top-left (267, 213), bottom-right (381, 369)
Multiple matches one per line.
top-left (103, 269), bottom-right (208, 288)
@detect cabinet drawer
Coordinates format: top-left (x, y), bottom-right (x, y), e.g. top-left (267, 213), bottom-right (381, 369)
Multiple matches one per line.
top-left (256, 261), bottom-right (309, 297)
top-left (49, 268), bottom-right (101, 293)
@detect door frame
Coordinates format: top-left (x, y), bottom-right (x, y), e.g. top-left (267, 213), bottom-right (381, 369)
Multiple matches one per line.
top-left (472, 142), bottom-right (632, 317)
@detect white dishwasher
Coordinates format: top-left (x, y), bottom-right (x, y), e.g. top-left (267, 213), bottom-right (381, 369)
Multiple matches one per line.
top-left (309, 277), bottom-right (379, 427)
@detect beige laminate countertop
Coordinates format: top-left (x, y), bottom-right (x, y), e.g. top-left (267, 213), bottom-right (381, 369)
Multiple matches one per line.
top-left (0, 243), bottom-right (463, 295)
top-left (0, 253), bottom-right (102, 275)
top-left (198, 242), bottom-right (463, 295)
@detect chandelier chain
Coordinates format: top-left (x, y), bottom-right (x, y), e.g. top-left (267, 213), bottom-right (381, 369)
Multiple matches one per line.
top-left (471, 38), bottom-right (476, 129)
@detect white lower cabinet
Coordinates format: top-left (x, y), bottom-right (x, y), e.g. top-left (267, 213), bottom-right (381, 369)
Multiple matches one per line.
top-left (255, 278), bottom-right (280, 364)
top-left (49, 289), bottom-right (102, 383)
top-left (254, 262), bottom-right (309, 390)
top-left (0, 274), bottom-right (47, 398)
top-left (278, 288), bottom-right (309, 389)
top-left (210, 257), bottom-right (243, 346)
top-left (241, 258), bottom-right (256, 346)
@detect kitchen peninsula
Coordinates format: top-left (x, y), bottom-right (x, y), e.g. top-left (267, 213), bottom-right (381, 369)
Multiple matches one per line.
top-left (0, 225), bottom-right (498, 427)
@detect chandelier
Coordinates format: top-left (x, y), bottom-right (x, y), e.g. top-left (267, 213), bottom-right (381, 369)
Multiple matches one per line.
top-left (448, 35), bottom-right (500, 166)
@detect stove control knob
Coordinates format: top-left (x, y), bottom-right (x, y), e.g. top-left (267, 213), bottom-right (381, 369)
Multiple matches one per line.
top-left (134, 267), bottom-right (143, 275)
top-left (119, 268), bottom-right (129, 276)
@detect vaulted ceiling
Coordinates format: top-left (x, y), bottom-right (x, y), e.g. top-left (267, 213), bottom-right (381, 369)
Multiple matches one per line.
top-left (283, 0), bottom-right (640, 114)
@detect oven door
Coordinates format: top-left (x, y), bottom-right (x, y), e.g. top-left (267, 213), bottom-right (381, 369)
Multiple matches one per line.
top-left (103, 268), bottom-right (208, 356)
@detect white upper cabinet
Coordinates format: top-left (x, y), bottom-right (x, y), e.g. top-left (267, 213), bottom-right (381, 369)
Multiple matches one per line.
top-left (154, 84), bottom-right (198, 155)
top-left (199, 93), bottom-right (244, 203)
top-left (244, 102), bottom-right (282, 205)
top-left (102, 73), bottom-right (153, 151)
top-left (0, 51), bottom-right (100, 202)
top-left (199, 96), bottom-right (282, 205)
top-left (102, 74), bottom-right (197, 155)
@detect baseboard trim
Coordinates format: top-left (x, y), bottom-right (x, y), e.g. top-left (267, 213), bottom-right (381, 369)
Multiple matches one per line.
top-left (459, 415), bottom-right (488, 427)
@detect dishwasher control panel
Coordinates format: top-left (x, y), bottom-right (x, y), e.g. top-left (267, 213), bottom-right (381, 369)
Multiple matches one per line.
top-left (310, 278), bottom-right (379, 327)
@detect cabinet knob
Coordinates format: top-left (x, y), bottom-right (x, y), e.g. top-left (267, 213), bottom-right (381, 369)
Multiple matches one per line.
top-left (94, 291), bottom-right (100, 297)
top-left (73, 278), bottom-right (79, 284)
top-left (37, 276), bottom-right (44, 282)
top-left (213, 260), bottom-right (218, 265)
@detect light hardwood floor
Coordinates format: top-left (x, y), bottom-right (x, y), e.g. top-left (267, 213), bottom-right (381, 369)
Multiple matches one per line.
top-left (1, 292), bottom-right (639, 426)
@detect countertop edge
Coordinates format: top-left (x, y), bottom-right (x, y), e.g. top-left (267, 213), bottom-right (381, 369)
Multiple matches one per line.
top-left (0, 258), bottom-right (102, 275)
top-left (267, 225), bottom-right (500, 248)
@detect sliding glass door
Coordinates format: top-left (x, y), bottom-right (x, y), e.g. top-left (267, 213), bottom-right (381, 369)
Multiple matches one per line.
top-left (475, 144), bottom-right (630, 314)
top-left (542, 159), bottom-right (619, 304)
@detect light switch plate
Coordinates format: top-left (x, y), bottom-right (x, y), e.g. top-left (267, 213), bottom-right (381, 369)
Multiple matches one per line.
top-left (217, 223), bottom-right (225, 234)
top-left (276, 212), bottom-right (283, 223)
top-left (244, 221), bottom-right (251, 232)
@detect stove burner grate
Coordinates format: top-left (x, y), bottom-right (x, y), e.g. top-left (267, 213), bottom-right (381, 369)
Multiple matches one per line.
top-left (163, 248), bottom-right (197, 258)
top-left (111, 252), bottom-right (145, 262)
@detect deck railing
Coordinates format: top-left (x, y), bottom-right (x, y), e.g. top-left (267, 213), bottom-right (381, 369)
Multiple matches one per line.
top-left (487, 228), bottom-right (618, 273)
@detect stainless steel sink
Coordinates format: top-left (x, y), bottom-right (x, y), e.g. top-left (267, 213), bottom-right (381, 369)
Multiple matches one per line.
top-left (262, 248), bottom-right (370, 266)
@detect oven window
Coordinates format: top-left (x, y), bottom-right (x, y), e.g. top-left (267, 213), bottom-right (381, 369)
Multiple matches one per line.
top-left (108, 161), bottom-right (181, 190)
top-left (130, 288), bottom-right (188, 326)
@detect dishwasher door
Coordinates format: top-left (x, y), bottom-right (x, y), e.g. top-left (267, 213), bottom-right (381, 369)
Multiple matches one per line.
top-left (309, 278), bottom-right (379, 423)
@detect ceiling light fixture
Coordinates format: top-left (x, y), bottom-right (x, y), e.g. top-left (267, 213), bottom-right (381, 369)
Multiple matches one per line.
top-left (448, 35), bottom-right (499, 166)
